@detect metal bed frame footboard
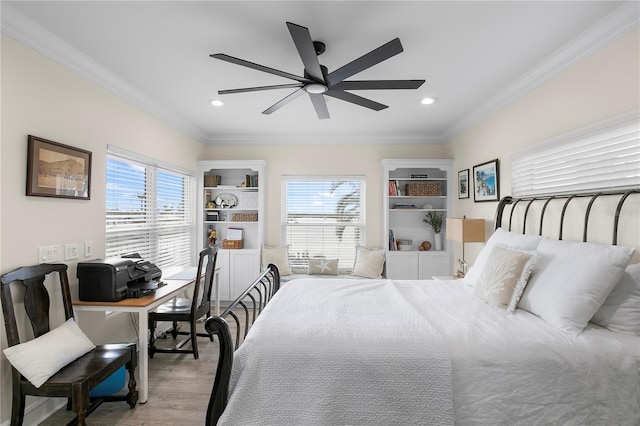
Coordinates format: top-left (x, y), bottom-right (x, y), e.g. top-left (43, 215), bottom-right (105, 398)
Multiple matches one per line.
top-left (204, 263), bottom-right (281, 426)
top-left (494, 188), bottom-right (640, 245)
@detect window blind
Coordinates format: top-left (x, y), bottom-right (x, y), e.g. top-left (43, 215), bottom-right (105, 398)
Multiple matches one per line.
top-left (282, 176), bottom-right (365, 272)
top-left (106, 147), bottom-right (194, 271)
top-left (511, 111), bottom-right (640, 196)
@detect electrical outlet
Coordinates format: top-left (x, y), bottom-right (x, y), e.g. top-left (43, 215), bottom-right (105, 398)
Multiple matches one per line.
top-left (38, 245), bottom-right (62, 263)
top-left (64, 243), bottom-right (79, 261)
top-left (84, 241), bottom-right (93, 258)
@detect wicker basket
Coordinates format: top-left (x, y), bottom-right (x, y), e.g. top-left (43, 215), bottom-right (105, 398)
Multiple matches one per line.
top-left (231, 212), bottom-right (258, 222)
top-left (222, 239), bottom-right (243, 249)
top-left (406, 182), bottom-right (440, 196)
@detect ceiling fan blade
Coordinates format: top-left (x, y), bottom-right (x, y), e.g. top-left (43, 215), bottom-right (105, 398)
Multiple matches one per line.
top-left (211, 53), bottom-right (313, 84)
top-left (262, 88), bottom-right (305, 115)
top-left (287, 22), bottom-right (324, 82)
top-left (308, 93), bottom-right (330, 119)
top-left (332, 80), bottom-right (425, 90)
top-left (325, 90), bottom-right (388, 111)
top-left (219, 83), bottom-right (303, 95)
top-left (326, 38), bottom-right (404, 87)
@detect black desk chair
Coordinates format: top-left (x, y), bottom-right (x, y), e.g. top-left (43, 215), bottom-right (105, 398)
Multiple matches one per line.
top-left (149, 246), bottom-right (218, 359)
top-left (0, 263), bottom-right (138, 426)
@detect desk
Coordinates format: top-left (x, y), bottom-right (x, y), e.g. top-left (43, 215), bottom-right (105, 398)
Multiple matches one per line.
top-left (73, 278), bottom-right (194, 403)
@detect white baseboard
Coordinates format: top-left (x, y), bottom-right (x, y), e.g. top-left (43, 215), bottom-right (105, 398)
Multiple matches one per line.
top-left (1, 397), bottom-right (67, 426)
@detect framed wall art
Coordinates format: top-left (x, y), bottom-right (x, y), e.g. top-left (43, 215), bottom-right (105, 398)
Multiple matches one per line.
top-left (473, 158), bottom-right (499, 202)
top-left (27, 135), bottom-right (92, 200)
top-left (458, 169), bottom-right (470, 199)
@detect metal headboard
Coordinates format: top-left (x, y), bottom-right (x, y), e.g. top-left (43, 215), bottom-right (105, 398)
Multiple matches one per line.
top-left (494, 188), bottom-right (640, 245)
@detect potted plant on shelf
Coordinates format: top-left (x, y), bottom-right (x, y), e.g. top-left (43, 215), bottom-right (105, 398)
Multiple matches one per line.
top-left (423, 211), bottom-right (444, 250)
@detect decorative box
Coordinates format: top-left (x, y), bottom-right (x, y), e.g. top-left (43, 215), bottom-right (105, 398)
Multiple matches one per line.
top-left (405, 182), bottom-right (440, 196)
top-left (222, 239), bottom-right (243, 249)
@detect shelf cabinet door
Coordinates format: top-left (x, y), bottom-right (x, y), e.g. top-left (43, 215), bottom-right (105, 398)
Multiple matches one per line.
top-left (385, 252), bottom-right (419, 279)
top-left (228, 250), bottom-right (260, 300)
top-left (418, 251), bottom-right (452, 279)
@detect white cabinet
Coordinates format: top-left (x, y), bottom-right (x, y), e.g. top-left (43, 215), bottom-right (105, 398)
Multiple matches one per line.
top-left (381, 159), bottom-right (454, 279)
top-left (197, 160), bottom-right (266, 301)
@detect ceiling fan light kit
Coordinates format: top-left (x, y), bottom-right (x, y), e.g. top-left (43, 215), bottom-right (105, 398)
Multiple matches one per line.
top-left (211, 22), bottom-right (425, 119)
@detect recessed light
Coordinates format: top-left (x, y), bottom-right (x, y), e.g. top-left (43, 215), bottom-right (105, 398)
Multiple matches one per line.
top-left (421, 97), bottom-right (437, 105)
top-left (210, 99), bottom-right (224, 107)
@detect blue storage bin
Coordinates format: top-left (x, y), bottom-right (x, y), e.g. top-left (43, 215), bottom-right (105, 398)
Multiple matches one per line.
top-left (90, 365), bottom-right (126, 397)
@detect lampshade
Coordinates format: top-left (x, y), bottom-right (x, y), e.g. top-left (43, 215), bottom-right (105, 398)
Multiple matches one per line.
top-left (446, 218), bottom-right (485, 243)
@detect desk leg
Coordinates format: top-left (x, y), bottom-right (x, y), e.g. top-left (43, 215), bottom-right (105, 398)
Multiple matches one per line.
top-left (138, 311), bottom-right (149, 403)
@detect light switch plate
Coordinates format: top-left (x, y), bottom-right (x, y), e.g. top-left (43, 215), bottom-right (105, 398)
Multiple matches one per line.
top-left (38, 245), bottom-right (62, 263)
top-left (84, 241), bottom-right (93, 258)
top-left (64, 243), bottom-right (79, 261)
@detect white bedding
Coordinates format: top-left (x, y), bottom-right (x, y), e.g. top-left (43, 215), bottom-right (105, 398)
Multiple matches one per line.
top-left (220, 278), bottom-right (640, 425)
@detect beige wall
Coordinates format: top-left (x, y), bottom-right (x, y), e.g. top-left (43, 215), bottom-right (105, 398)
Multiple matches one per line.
top-left (1, 34), bottom-right (204, 423)
top-left (446, 29), bottom-right (639, 263)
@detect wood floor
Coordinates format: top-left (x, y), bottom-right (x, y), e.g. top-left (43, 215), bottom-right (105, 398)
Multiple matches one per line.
top-left (40, 320), bottom-right (226, 426)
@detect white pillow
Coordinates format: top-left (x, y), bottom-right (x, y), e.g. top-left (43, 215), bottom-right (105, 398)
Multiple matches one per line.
top-left (519, 238), bottom-right (635, 335)
top-left (3, 318), bottom-right (95, 388)
top-left (591, 263), bottom-right (640, 336)
top-left (473, 244), bottom-right (537, 314)
top-left (351, 246), bottom-right (385, 279)
top-left (464, 228), bottom-right (542, 287)
top-left (308, 258), bottom-right (339, 275)
top-left (261, 245), bottom-right (293, 276)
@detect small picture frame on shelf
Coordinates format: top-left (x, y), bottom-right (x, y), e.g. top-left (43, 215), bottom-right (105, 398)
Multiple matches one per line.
top-left (458, 169), bottom-right (469, 199)
top-left (473, 159), bottom-right (500, 202)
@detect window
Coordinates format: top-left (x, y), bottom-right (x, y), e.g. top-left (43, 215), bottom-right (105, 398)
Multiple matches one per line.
top-left (106, 146), bottom-right (195, 271)
top-left (282, 176), bottom-right (365, 272)
top-left (511, 111), bottom-right (640, 196)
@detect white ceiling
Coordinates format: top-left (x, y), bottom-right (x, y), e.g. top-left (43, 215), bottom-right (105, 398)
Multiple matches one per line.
top-left (2, 1), bottom-right (637, 145)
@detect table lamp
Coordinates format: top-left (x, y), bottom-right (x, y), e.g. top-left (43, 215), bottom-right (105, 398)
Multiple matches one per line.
top-left (446, 217), bottom-right (486, 278)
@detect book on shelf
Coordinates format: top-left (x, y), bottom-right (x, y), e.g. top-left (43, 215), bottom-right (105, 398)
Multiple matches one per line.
top-left (245, 174), bottom-right (258, 187)
top-left (411, 174), bottom-right (429, 179)
top-left (388, 180), bottom-right (401, 196)
top-left (389, 229), bottom-right (398, 251)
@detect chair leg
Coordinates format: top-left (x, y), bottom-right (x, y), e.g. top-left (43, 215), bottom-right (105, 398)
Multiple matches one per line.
top-left (126, 363), bottom-right (139, 409)
top-left (171, 321), bottom-right (179, 339)
top-left (10, 388), bottom-right (25, 426)
top-left (149, 318), bottom-right (156, 359)
top-left (191, 319), bottom-right (199, 359)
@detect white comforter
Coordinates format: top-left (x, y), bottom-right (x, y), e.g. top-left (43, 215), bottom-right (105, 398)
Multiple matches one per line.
top-left (220, 278), bottom-right (640, 425)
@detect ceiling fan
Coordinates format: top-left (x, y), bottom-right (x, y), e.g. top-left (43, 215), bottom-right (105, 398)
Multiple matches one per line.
top-left (210, 22), bottom-right (425, 119)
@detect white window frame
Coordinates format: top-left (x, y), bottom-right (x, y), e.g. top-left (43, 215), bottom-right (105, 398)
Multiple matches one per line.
top-left (281, 175), bottom-right (366, 273)
top-left (511, 110), bottom-right (640, 196)
top-left (106, 145), bottom-right (195, 272)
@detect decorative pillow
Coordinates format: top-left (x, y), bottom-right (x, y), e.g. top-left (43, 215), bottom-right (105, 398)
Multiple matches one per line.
top-left (308, 258), bottom-right (339, 275)
top-left (518, 238), bottom-right (635, 335)
top-left (591, 263), bottom-right (640, 336)
top-left (261, 245), bottom-right (293, 276)
top-left (3, 318), bottom-right (95, 388)
top-left (351, 246), bottom-right (385, 279)
top-left (473, 244), bottom-right (537, 314)
top-left (464, 228), bottom-right (542, 287)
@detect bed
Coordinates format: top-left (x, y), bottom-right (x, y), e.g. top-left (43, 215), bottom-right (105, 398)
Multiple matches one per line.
top-left (204, 189), bottom-right (640, 425)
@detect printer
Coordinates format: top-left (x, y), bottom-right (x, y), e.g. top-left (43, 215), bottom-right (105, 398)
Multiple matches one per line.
top-left (78, 254), bottom-right (162, 302)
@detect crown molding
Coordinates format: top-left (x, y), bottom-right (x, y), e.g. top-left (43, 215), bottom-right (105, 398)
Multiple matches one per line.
top-left (203, 132), bottom-right (444, 145)
top-left (442, 1), bottom-right (640, 142)
top-left (1, 3), bottom-right (209, 144)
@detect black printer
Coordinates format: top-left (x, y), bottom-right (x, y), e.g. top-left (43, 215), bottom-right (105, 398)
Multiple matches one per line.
top-left (77, 254), bottom-right (162, 302)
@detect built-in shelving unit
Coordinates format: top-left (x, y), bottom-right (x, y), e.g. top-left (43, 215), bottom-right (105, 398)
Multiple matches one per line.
top-left (381, 159), bottom-right (453, 279)
top-left (197, 160), bottom-right (266, 301)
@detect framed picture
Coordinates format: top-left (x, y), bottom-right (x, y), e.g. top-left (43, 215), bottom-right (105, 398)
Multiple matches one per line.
top-left (26, 135), bottom-right (92, 200)
top-left (473, 158), bottom-right (500, 202)
top-left (458, 169), bottom-right (470, 199)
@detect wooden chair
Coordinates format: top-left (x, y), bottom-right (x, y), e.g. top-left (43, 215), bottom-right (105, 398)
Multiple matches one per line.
top-left (0, 263), bottom-right (138, 426)
top-left (149, 246), bottom-right (218, 359)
